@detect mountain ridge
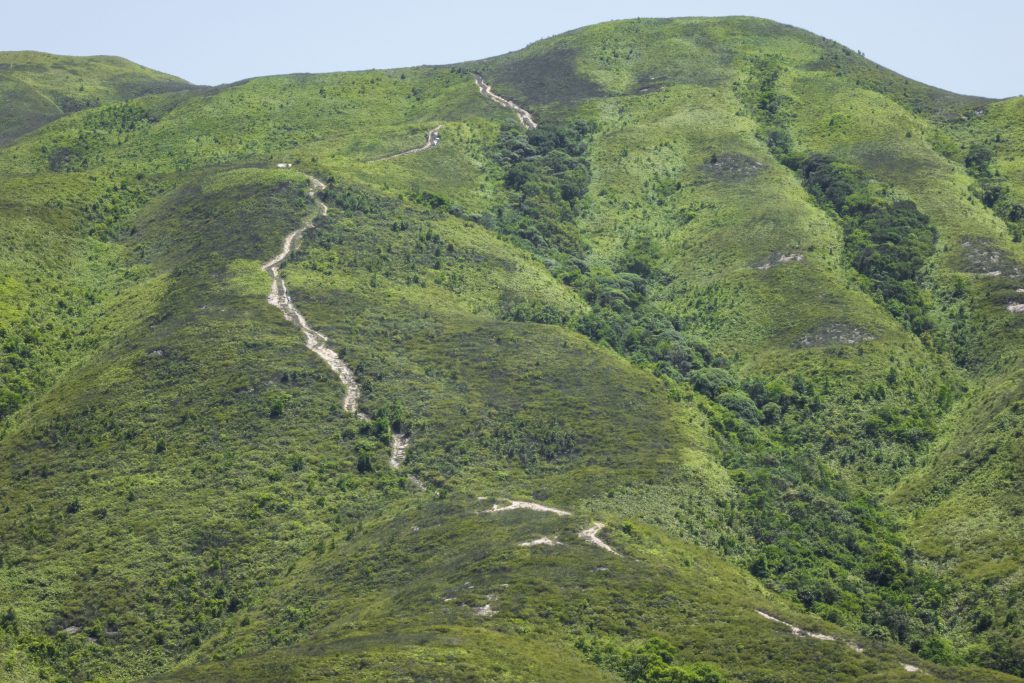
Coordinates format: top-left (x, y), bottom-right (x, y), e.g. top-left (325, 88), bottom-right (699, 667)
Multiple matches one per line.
top-left (0, 16), bottom-right (1022, 681)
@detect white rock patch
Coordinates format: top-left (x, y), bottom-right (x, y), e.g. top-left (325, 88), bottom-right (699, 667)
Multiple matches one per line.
top-left (579, 522), bottom-right (620, 555)
top-left (519, 536), bottom-right (560, 547)
top-left (485, 500), bottom-right (572, 516)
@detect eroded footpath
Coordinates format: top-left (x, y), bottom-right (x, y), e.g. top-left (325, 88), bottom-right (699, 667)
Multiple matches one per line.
top-left (263, 177), bottom-right (410, 471)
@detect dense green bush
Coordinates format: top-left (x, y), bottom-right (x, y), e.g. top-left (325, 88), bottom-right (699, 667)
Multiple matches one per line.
top-left (789, 154), bottom-right (937, 333)
top-left (496, 121), bottom-right (594, 254)
top-left (577, 637), bottom-right (726, 683)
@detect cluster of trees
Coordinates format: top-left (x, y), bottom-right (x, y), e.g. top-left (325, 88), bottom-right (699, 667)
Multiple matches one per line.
top-left (576, 637), bottom-right (725, 683)
top-left (485, 414), bottom-right (579, 469)
top-left (965, 142), bottom-right (1024, 242)
top-left (788, 154), bottom-right (937, 334)
top-left (495, 121), bottom-right (594, 254)
top-left (44, 102), bottom-right (154, 172)
top-left (0, 326), bottom-right (39, 421)
top-left (322, 180), bottom-right (395, 215)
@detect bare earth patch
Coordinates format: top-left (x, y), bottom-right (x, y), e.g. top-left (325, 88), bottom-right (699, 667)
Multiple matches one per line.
top-left (703, 153), bottom-right (764, 180)
top-left (484, 500), bottom-right (572, 516)
top-left (519, 536), bottom-right (560, 547)
top-left (473, 603), bottom-right (497, 617)
top-left (795, 322), bottom-right (875, 348)
top-left (755, 252), bottom-right (804, 270)
top-left (579, 522), bottom-right (620, 555)
top-left (960, 239), bottom-right (1023, 277)
top-left (754, 610), bottom-right (835, 641)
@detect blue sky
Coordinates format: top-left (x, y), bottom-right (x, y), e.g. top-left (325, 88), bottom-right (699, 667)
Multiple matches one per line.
top-left (3, 0), bottom-right (1021, 98)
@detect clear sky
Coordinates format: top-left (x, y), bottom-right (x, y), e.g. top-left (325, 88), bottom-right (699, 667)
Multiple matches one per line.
top-left (3, 0), bottom-right (1021, 98)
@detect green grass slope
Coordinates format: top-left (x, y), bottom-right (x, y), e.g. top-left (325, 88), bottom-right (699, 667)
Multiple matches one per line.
top-left (0, 51), bottom-right (193, 145)
top-left (0, 16), bottom-right (1022, 682)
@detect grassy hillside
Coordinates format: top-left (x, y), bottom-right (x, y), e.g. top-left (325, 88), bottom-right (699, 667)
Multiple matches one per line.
top-left (0, 16), bottom-right (1022, 682)
top-left (0, 51), bottom-right (193, 145)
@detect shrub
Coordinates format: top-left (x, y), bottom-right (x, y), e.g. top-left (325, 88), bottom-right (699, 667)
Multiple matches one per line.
top-left (717, 391), bottom-right (763, 423)
top-left (690, 368), bottom-right (738, 399)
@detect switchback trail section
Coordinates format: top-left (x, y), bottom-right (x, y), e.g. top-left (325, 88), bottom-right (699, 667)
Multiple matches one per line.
top-left (263, 176), bottom-right (411, 471)
top-left (377, 124), bottom-right (443, 161)
top-left (474, 75), bottom-right (537, 129)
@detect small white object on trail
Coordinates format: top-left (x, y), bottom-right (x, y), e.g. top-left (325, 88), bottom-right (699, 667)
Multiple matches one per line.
top-left (275, 162), bottom-right (292, 168)
top-left (1008, 302), bottom-right (1024, 313)
top-left (902, 663), bottom-right (920, 673)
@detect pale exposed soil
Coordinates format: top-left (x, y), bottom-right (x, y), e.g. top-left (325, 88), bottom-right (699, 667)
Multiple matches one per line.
top-left (518, 536), bottom-right (560, 547)
top-left (473, 603), bottom-right (497, 617)
top-left (755, 252), bottom-right (804, 270)
top-left (578, 523), bottom-right (620, 555)
top-left (484, 500), bottom-right (572, 516)
top-left (474, 75), bottom-right (537, 129)
top-left (703, 153), bottom-right (764, 179)
top-left (264, 176), bottom-right (411, 472)
top-left (389, 431), bottom-right (410, 468)
top-left (754, 610), bottom-right (836, 642)
top-left (960, 239), bottom-right (1023, 277)
top-left (755, 609), bottom-right (880, 657)
top-left (481, 500), bottom-right (619, 553)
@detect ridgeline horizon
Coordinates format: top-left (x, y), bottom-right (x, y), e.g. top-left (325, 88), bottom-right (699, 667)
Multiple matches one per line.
top-left (1, 15), bottom-right (1022, 682)
top-left (5, 15), bottom-right (1019, 100)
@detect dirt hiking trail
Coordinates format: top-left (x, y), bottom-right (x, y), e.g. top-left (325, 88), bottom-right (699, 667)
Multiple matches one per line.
top-left (474, 75), bottom-right (537, 129)
top-left (264, 176), bottom-right (916, 673)
top-left (263, 176), bottom-right (411, 474)
top-left (378, 124), bottom-right (443, 160)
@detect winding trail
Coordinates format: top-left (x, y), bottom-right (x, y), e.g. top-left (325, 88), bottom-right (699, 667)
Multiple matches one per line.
top-left (263, 176), bottom-right (410, 472)
top-left (378, 124), bottom-right (443, 160)
top-left (754, 609), bottom-right (879, 657)
top-left (754, 610), bottom-right (836, 642)
top-left (474, 75), bottom-right (537, 129)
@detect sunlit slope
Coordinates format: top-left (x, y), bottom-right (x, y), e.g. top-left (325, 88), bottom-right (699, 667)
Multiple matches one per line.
top-left (163, 497), bottom-right (1006, 683)
top-left (776, 47), bottom-right (1024, 663)
top-left (0, 50), bottom-right (192, 145)
top-left (0, 16), bottom-right (1022, 682)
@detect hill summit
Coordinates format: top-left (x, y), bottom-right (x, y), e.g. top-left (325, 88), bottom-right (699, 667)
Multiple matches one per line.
top-left (0, 17), bottom-right (1022, 682)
